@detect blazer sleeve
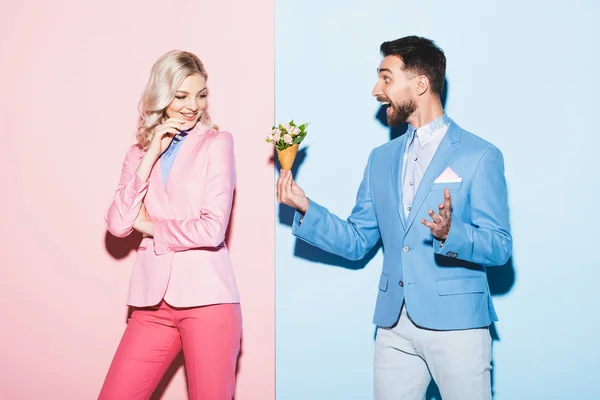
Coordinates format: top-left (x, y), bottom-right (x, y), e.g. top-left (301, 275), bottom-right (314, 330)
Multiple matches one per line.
top-left (291, 150), bottom-right (381, 261)
top-left (433, 146), bottom-right (512, 266)
top-left (152, 132), bottom-right (236, 255)
top-left (105, 145), bottom-right (149, 238)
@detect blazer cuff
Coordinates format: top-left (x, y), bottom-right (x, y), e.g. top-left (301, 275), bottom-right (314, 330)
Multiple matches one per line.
top-left (292, 199), bottom-right (321, 239)
top-left (433, 215), bottom-right (470, 260)
top-left (152, 220), bottom-right (171, 255)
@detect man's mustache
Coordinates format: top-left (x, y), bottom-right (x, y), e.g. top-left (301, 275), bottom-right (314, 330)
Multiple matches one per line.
top-left (376, 96), bottom-right (392, 104)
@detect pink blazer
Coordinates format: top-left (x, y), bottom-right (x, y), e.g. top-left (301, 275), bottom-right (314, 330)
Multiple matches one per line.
top-left (105, 124), bottom-right (240, 307)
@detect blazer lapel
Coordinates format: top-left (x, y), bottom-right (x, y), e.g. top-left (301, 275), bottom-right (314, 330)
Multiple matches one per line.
top-left (405, 122), bottom-right (461, 232)
top-left (391, 134), bottom-right (409, 229)
top-left (149, 156), bottom-right (174, 216)
top-left (165, 123), bottom-right (209, 197)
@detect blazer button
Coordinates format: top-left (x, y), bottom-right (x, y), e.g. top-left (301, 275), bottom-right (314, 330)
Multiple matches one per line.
top-left (398, 280), bottom-right (404, 287)
top-left (403, 245), bottom-right (410, 252)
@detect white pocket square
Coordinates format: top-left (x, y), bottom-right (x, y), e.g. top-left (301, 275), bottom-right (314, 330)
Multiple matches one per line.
top-left (434, 167), bottom-right (462, 183)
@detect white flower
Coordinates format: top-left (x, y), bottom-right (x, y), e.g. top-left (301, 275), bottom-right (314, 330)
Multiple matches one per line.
top-left (283, 134), bottom-right (293, 144)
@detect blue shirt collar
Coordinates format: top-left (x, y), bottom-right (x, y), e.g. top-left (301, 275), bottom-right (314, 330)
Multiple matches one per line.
top-left (173, 130), bottom-right (189, 142)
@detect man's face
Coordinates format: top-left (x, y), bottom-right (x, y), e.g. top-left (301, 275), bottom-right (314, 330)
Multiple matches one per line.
top-left (372, 56), bottom-right (417, 127)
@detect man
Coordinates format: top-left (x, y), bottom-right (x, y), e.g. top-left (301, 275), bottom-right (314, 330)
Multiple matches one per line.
top-left (277, 36), bottom-right (511, 400)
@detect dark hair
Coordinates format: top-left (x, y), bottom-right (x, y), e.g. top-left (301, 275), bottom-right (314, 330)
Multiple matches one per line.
top-left (380, 36), bottom-right (446, 95)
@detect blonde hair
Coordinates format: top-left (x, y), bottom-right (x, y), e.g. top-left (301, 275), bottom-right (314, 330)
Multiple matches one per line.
top-left (136, 50), bottom-right (216, 150)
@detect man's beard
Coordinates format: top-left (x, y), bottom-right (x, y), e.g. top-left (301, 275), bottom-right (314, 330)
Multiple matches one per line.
top-left (387, 99), bottom-right (417, 127)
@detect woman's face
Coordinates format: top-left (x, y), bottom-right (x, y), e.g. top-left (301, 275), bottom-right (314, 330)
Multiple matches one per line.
top-left (165, 73), bottom-right (208, 131)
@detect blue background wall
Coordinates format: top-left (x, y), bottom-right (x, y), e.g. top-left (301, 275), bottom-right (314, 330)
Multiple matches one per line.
top-left (275, 1), bottom-right (599, 398)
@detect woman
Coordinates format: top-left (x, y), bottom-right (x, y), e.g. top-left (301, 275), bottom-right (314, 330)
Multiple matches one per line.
top-left (99, 50), bottom-right (241, 400)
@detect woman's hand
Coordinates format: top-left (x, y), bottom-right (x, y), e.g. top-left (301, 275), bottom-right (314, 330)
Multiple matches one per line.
top-left (133, 203), bottom-right (155, 237)
top-left (136, 118), bottom-right (185, 182)
top-left (146, 118), bottom-right (186, 158)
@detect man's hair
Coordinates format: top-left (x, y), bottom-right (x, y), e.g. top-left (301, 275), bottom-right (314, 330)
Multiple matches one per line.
top-left (380, 36), bottom-right (446, 95)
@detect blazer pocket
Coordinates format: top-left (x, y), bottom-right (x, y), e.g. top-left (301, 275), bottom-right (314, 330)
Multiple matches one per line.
top-left (378, 273), bottom-right (389, 292)
top-left (437, 276), bottom-right (485, 296)
top-left (431, 181), bottom-right (462, 191)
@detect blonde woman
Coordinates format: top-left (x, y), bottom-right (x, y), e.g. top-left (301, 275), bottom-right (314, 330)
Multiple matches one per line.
top-left (99, 50), bottom-right (241, 400)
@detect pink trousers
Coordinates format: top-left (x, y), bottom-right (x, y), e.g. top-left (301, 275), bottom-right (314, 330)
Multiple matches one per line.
top-left (98, 301), bottom-right (242, 400)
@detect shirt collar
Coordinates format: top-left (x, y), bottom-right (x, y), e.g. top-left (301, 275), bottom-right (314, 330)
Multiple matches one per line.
top-left (163, 130), bottom-right (189, 157)
top-left (407, 113), bottom-right (450, 148)
top-left (173, 130), bottom-right (189, 143)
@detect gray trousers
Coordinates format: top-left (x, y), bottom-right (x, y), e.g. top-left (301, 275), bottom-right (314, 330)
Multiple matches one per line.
top-left (374, 304), bottom-right (492, 400)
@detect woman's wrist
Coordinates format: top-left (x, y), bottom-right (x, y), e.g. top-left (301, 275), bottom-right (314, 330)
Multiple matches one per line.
top-left (143, 148), bottom-right (161, 163)
top-left (134, 219), bottom-right (154, 236)
top-left (136, 150), bottom-right (159, 181)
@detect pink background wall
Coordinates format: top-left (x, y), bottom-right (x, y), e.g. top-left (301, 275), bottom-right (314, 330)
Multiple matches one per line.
top-left (0, 1), bottom-right (274, 399)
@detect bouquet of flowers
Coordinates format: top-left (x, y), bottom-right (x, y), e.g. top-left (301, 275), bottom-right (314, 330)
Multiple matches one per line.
top-left (265, 120), bottom-right (308, 170)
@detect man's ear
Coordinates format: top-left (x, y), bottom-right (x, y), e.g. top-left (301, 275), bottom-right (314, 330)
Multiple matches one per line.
top-left (416, 75), bottom-right (430, 96)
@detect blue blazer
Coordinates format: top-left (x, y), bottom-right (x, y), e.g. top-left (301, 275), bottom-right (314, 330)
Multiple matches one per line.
top-left (292, 120), bottom-right (512, 330)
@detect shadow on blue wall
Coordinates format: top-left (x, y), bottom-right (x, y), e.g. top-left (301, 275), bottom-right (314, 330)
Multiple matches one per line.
top-left (276, 77), bottom-right (516, 399)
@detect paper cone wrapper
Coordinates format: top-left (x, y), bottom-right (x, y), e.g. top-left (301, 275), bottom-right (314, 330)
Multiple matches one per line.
top-left (276, 144), bottom-right (299, 170)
